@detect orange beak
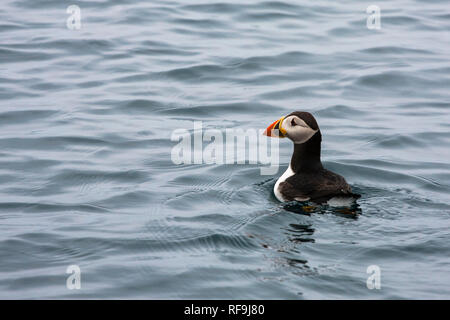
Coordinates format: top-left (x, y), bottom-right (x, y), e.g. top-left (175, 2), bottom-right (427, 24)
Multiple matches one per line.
top-left (263, 116), bottom-right (286, 137)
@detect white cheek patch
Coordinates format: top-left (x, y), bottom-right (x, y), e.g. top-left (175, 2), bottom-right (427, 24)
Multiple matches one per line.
top-left (281, 116), bottom-right (318, 144)
top-left (293, 127), bottom-right (317, 144)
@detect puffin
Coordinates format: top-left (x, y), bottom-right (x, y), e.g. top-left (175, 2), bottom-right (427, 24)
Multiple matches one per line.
top-left (263, 111), bottom-right (360, 205)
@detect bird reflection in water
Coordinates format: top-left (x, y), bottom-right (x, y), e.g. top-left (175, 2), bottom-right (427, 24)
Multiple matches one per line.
top-left (275, 222), bottom-right (317, 276)
top-left (274, 201), bottom-right (362, 274)
top-left (282, 201), bottom-right (362, 219)
top-left (253, 200), bottom-right (362, 278)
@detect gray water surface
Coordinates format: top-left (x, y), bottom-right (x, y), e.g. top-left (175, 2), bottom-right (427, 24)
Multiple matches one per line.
top-left (0, 0), bottom-right (449, 299)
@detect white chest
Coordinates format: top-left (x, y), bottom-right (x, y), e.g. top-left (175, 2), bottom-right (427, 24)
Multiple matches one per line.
top-left (273, 165), bottom-right (295, 202)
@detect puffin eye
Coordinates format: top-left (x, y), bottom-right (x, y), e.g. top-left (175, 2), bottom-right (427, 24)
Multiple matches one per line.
top-left (291, 118), bottom-right (297, 126)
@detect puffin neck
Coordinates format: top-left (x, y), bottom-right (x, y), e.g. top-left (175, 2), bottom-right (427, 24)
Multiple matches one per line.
top-left (290, 130), bottom-right (323, 173)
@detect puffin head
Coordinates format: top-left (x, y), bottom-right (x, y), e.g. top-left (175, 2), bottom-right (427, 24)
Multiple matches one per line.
top-left (263, 111), bottom-right (319, 144)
